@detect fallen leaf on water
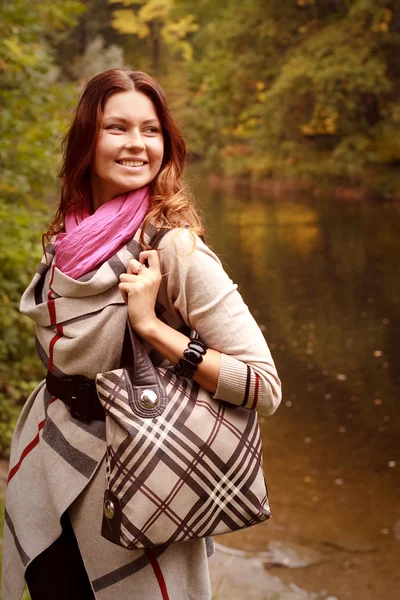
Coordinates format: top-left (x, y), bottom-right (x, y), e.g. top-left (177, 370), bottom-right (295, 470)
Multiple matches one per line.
top-left (374, 398), bottom-right (383, 405)
top-left (336, 373), bottom-right (347, 381)
top-left (334, 478), bottom-right (344, 485)
top-left (388, 461), bottom-right (396, 468)
top-left (338, 426), bottom-right (346, 433)
top-left (373, 350), bottom-right (383, 357)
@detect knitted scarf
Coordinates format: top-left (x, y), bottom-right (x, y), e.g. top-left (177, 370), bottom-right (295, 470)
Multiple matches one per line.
top-left (54, 186), bottom-right (149, 279)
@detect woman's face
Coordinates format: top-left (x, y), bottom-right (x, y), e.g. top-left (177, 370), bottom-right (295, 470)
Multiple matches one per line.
top-left (91, 90), bottom-right (164, 209)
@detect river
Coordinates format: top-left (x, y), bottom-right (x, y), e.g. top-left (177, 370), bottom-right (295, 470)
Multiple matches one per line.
top-left (193, 177), bottom-right (400, 600)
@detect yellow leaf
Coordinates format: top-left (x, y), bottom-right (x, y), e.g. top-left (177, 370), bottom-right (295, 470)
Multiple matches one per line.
top-left (139, 0), bottom-right (172, 22)
top-left (111, 9), bottom-right (149, 37)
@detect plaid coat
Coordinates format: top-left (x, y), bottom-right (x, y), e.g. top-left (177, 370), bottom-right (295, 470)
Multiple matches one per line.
top-left (3, 224), bottom-right (281, 600)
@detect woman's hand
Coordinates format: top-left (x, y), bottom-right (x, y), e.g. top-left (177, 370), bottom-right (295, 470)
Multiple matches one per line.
top-left (119, 250), bottom-right (162, 336)
top-left (120, 248), bottom-right (220, 396)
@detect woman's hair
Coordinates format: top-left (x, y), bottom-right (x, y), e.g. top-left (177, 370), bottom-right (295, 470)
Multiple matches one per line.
top-left (43, 69), bottom-right (203, 251)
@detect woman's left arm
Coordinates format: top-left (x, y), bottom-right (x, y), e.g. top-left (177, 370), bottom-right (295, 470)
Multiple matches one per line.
top-left (119, 229), bottom-right (281, 416)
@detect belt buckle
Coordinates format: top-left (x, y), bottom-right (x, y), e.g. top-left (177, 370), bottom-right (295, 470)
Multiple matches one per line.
top-left (70, 379), bottom-right (92, 423)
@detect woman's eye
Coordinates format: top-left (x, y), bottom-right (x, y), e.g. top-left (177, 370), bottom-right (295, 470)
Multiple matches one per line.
top-left (106, 124), bottom-right (125, 132)
top-left (144, 127), bottom-right (160, 134)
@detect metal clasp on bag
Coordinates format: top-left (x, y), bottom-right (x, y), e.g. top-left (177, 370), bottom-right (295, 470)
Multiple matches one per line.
top-left (70, 379), bottom-right (92, 423)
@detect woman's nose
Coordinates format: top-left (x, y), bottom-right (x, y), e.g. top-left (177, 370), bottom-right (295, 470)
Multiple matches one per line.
top-left (124, 131), bottom-right (145, 151)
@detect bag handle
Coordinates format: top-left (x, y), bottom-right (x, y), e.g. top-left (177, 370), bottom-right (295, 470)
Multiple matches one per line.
top-left (120, 225), bottom-right (169, 369)
top-left (118, 227), bottom-right (170, 413)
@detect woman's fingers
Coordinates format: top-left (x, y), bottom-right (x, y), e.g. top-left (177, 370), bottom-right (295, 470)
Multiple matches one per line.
top-left (126, 251), bottom-right (160, 275)
top-left (139, 250), bottom-right (160, 270)
top-left (127, 258), bottom-right (147, 275)
top-left (119, 274), bottom-right (137, 284)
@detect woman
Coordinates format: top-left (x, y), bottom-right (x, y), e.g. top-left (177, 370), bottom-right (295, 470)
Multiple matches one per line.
top-left (3, 69), bottom-right (281, 600)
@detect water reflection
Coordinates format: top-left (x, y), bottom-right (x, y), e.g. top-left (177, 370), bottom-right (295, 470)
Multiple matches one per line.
top-left (194, 180), bottom-right (400, 600)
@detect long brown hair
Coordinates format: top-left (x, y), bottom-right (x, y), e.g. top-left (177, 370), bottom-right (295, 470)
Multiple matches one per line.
top-left (43, 69), bottom-right (203, 251)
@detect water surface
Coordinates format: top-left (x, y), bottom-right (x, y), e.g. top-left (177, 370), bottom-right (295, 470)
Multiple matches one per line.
top-left (194, 178), bottom-right (400, 600)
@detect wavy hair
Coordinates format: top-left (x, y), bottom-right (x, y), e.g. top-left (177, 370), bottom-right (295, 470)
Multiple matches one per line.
top-left (43, 69), bottom-right (203, 251)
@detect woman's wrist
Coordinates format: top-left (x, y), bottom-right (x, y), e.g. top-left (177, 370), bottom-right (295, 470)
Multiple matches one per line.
top-left (130, 316), bottom-right (161, 340)
top-left (132, 318), bottom-right (220, 395)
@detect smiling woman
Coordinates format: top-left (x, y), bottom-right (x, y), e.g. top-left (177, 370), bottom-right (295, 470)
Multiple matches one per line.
top-left (3, 69), bottom-right (281, 600)
top-left (91, 91), bottom-right (164, 209)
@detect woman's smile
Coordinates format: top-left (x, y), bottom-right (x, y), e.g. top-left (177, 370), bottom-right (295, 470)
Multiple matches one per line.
top-left (117, 160), bottom-right (147, 168)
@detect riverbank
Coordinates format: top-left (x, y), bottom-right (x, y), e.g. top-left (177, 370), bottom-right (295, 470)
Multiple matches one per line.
top-left (1, 452), bottom-right (398, 600)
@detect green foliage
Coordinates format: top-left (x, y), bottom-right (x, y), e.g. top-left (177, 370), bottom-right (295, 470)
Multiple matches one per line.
top-left (176, 0), bottom-right (400, 193)
top-left (0, 201), bottom-right (47, 456)
top-left (0, 0), bottom-right (85, 456)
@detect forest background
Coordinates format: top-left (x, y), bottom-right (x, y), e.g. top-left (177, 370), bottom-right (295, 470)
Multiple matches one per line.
top-left (1, 0), bottom-right (400, 455)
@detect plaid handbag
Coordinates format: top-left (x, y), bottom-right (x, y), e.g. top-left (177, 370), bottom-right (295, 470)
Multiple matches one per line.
top-left (95, 325), bottom-right (271, 550)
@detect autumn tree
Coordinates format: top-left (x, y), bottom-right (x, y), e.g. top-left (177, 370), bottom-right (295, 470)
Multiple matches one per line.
top-left (108, 0), bottom-right (198, 74)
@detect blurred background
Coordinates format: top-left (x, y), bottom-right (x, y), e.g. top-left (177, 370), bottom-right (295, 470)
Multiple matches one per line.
top-left (1, 1), bottom-right (399, 599)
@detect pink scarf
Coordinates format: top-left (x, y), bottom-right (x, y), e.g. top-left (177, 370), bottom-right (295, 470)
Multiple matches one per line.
top-left (54, 186), bottom-right (149, 279)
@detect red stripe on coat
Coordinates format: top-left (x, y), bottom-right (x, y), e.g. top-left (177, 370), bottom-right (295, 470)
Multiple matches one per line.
top-left (250, 373), bottom-right (260, 411)
top-left (7, 398), bottom-right (57, 484)
top-left (144, 549), bottom-right (170, 600)
top-left (48, 332), bottom-right (63, 374)
top-left (48, 297), bottom-right (57, 325)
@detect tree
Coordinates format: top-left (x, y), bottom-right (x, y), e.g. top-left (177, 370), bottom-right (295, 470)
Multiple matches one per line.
top-left (179, 0), bottom-right (400, 195)
top-left (109, 0), bottom-right (198, 74)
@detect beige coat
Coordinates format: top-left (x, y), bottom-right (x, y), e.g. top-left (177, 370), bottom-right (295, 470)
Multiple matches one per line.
top-left (3, 224), bottom-right (281, 600)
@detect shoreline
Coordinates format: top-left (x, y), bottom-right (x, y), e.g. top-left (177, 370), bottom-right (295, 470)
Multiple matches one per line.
top-left (203, 172), bottom-right (399, 202)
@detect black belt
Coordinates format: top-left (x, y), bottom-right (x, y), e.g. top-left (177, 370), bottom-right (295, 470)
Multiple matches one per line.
top-left (46, 371), bottom-right (105, 423)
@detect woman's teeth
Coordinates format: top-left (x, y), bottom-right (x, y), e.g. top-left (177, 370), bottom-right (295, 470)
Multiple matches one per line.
top-left (119, 160), bottom-right (145, 167)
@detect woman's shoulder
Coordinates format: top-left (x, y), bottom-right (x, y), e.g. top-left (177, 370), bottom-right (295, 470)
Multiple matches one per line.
top-left (158, 227), bottom-right (224, 288)
top-left (157, 227), bottom-right (217, 262)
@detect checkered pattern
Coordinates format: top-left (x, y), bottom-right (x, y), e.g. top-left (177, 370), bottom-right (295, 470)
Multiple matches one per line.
top-left (96, 366), bottom-right (270, 550)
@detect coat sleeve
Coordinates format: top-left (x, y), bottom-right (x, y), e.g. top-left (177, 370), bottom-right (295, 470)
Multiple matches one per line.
top-left (157, 229), bottom-right (282, 417)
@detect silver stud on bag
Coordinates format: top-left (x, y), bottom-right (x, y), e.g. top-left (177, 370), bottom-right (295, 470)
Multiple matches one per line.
top-left (139, 389), bottom-right (159, 409)
top-left (104, 499), bottom-right (115, 519)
